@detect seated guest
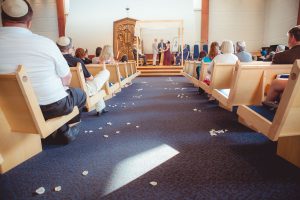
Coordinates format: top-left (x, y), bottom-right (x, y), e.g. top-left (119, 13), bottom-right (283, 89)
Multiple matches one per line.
top-left (197, 42), bottom-right (219, 82)
top-left (92, 47), bottom-right (102, 64)
top-left (82, 49), bottom-right (92, 64)
top-left (206, 40), bottom-right (238, 84)
top-left (264, 51), bottom-right (275, 62)
top-left (119, 54), bottom-right (128, 62)
top-left (263, 25), bottom-right (300, 108)
top-left (235, 41), bottom-right (252, 62)
top-left (75, 48), bottom-right (90, 64)
top-left (57, 37), bottom-right (110, 116)
top-left (276, 45), bottom-right (286, 53)
top-left (175, 44), bottom-right (190, 65)
top-left (0, 0), bottom-right (86, 144)
top-left (258, 48), bottom-right (267, 61)
top-left (195, 50), bottom-right (207, 79)
top-left (133, 45), bottom-right (147, 65)
top-left (99, 45), bottom-right (116, 64)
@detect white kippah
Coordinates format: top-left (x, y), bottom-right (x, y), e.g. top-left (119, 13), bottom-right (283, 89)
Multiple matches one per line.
top-left (57, 36), bottom-right (71, 47)
top-left (1, 0), bottom-right (29, 18)
top-left (237, 41), bottom-right (246, 47)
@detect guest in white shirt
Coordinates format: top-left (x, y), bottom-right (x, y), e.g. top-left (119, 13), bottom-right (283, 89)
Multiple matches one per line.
top-left (0, 0), bottom-right (86, 144)
top-left (207, 40), bottom-right (238, 81)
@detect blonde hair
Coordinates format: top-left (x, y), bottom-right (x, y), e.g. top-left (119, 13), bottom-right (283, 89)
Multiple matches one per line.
top-left (99, 45), bottom-right (114, 62)
top-left (220, 40), bottom-right (234, 54)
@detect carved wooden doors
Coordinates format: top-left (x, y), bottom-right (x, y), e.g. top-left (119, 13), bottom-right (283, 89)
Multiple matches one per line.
top-left (113, 18), bottom-right (137, 60)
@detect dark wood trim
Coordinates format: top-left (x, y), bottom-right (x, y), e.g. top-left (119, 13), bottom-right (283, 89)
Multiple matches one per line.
top-left (56, 0), bottom-right (66, 37)
top-left (201, 0), bottom-right (209, 46)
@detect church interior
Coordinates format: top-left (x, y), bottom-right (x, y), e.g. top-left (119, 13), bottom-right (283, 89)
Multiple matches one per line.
top-left (1, 0), bottom-right (300, 199)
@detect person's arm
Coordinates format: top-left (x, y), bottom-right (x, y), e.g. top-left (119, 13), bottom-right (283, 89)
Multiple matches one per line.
top-left (61, 72), bottom-right (72, 86)
top-left (50, 41), bottom-right (72, 86)
top-left (79, 61), bottom-right (93, 81)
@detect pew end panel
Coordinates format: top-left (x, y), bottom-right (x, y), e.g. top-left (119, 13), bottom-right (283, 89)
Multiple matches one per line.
top-left (0, 65), bottom-right (79, 139)
top-left (106, 64), bottom-right (122, 94)
top-left (269, 60), bottom-right (300, 140)
top-left (277, 135), bottom-right (300, 168)
top-left (0, 66), bottom-right (80, 173)
top-left (0, 109), bottom-right (42, 174)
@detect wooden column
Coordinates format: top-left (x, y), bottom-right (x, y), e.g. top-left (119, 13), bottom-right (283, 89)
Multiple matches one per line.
top-left (201, 0), bottom-right (209, 46)
top-left (56, 0), bottom-right (66, 37)
top-left (298, 0), bottom-right (300, 25)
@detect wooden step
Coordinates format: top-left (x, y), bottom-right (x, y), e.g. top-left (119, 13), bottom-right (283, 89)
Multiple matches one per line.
top-left (139, 72), bottom-right (183, 76)
top-left (137, 66), bottom-right (183, 70)
top-left (140, 69), bottom-right (182, 73)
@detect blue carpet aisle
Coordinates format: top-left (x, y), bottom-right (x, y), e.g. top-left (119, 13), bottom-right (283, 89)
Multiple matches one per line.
top-left (1, 77), bottom-right (300, 200)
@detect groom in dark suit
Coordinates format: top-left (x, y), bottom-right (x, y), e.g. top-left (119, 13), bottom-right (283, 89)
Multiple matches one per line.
top-left (157, 39), bottom-right (166, 63)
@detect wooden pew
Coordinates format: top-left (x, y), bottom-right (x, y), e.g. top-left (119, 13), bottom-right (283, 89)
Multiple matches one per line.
top-left (86, 63), bottom-right (122, 96)
top-left (118, 62), bottom-right (131, 87)
top-left (123, 62), bottom-right (137, 83)
top-left (182, 61), bottom-right (194, 82)
top-left (183, 60), bottom-right (189, 73)
top-left (128, 61), bottom-right (141, 78)
top-left (212, 61), bottom-right (284, 111)
top-left (0, 66), bottom-right (79, 173)
top-left (70, 63), bottom-right (107, 112)
top-left (237, 60), bottom-right (300, 167)
top-left (198, 61), bottom-right (236, 94)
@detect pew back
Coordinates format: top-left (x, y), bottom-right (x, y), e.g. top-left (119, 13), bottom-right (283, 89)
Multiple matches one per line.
top-left (270, 60), bottom-right (300, 139)
top-left (210, 62), bottom-right (236, 90)
top-left (230, 63), bottom-right (292, 106)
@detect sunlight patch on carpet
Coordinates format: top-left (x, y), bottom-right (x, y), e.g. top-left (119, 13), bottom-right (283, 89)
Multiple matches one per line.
top-left (103, 144), bottom-right (179, 196)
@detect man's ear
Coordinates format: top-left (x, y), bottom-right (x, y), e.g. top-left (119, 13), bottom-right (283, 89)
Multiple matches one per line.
top-left (27, 21), bottom-right (32, 29)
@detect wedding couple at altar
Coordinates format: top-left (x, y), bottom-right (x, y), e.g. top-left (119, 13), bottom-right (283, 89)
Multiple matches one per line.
top-left (152, 39), bottom-right (172, 66)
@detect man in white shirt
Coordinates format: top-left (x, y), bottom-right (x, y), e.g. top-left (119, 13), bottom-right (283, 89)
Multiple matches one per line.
top-left (0, 0), bottom-right (86, 144)
top-left (152, 38), bottom-right (159, 66)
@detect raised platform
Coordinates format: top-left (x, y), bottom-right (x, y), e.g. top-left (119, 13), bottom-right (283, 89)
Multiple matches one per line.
top-left (137, 65), bottom-right (183, 76)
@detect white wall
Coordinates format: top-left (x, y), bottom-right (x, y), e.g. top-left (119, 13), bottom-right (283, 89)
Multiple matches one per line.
top-left (0, 0), bottom-right (58, 41)
top-left (263, 0), bottom-right (299, 47)
top-left (66, 0), bottom-right (200, 54)
top-left (209, 0), bottom-right (265, 52)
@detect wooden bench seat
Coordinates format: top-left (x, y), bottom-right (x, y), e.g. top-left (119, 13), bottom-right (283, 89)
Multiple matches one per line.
top-left (237, 60), bottom-right (300, 167)
top-left (0, 66), bottom-right (79, 173)
top-left (70, 63), bottom-right (107, 112)
top-left (212, 62), bottom-right (290, 111)
top-left (86, 63), bottom-right (122, 96)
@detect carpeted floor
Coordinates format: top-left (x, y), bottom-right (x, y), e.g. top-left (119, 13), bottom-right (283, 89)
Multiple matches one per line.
top-left (1, 77), bottom-right (300, 200)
